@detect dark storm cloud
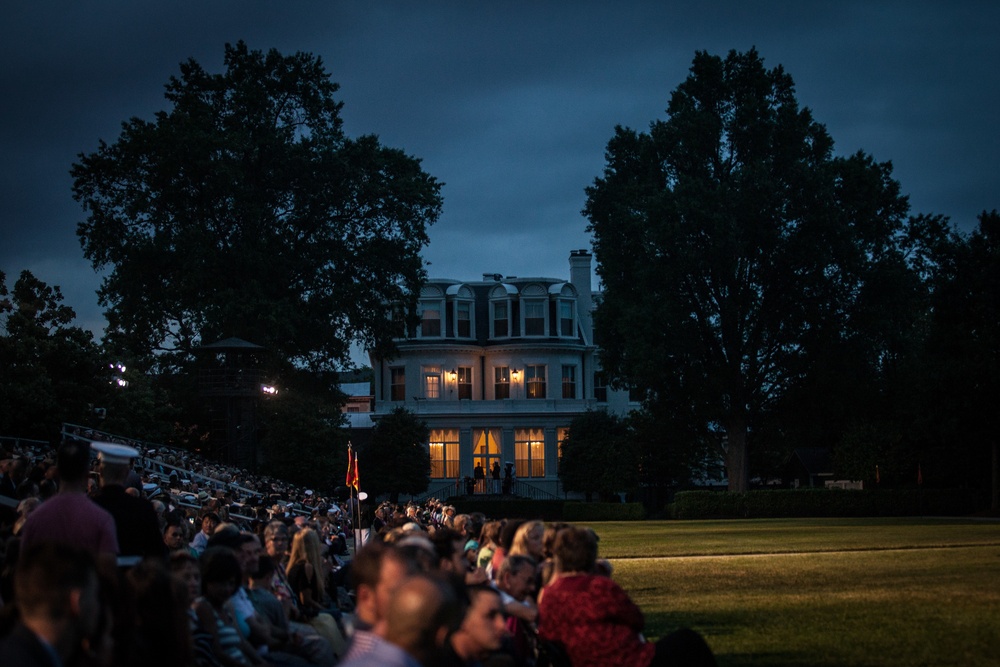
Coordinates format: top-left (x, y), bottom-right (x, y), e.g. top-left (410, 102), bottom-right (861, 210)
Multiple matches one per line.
top-left (2, 2), bottom-right (998, 343)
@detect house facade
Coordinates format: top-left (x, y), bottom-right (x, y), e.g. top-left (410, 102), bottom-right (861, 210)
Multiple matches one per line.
top-left (369, 250), bottom-right (636, 496)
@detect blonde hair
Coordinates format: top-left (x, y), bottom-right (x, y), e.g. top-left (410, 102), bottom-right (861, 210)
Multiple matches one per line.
top-left (286, 527), bottom-right (324, 578)
top-left (509, 520), bottom-right (544, 558)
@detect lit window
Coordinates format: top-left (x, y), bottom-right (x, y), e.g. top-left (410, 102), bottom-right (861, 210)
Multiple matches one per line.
top-left (561, 365), bottom-right (576, 399)
top-left (515, 428), bottom-right (545, 478)
top-left (425, 374), bottom-right (441, 399)
top-left (457, 367), bottom-right (473, 400)
top-left (525, 365), bottom-right (546, 399)
top-left (429, 429), bottom-right (459, 478)
top-left (390, 367), bottom-right (406, 401)
top-left (557, 427), bottom-right (569, 466)
top-left (494, 366), bottom-right (510, 399)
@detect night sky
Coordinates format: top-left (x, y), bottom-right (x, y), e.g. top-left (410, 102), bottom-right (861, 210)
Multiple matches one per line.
top-left (2, 2), bottom-right (997, 345)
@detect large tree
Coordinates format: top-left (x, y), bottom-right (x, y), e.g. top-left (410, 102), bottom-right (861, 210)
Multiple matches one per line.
top-left (0, 270), bottom-right (109, 440)
top-left (585, 49), bottom-right (917, 492)
top-left (919, 210), bottom-right (1000, 505)
top-left (72, 42), bottom-right (441, 376)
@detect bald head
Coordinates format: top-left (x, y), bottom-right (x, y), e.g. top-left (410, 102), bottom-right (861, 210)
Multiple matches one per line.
top-left (384, 575), bottom-right (461, 664)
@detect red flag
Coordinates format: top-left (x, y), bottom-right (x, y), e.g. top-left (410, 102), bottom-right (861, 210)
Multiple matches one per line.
top-left (346, 444), bottom-right (358, 490)
top-left (917, 464), bottom-right (923, 486)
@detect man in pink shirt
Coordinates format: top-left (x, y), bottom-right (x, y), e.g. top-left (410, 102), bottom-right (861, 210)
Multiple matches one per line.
top-left (19, 439), bottom-right (118, 567)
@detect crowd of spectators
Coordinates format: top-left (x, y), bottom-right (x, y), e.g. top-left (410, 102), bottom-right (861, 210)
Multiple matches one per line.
top-left (0, 434), bottom-right (716, 666)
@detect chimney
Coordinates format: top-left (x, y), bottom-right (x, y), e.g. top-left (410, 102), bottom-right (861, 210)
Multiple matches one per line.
top-left (569, 249), bottom-right (593, 339)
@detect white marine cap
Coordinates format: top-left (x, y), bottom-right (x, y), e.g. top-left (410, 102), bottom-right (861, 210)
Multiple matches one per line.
top-left (91, 441), bottom-right (140, 465)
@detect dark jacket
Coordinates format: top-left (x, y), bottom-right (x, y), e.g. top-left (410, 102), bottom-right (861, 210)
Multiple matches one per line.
top-left (92, 484), bottom-right (168, 559)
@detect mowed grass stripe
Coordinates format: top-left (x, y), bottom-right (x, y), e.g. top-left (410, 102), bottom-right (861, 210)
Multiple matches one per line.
top-left (584, 517), bottom-right (1000, 558)
top-left (580, 519), bottom-right (1000, 666)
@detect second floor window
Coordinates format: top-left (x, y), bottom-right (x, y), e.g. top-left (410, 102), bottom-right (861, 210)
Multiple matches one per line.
top-left (526, 364), bottom-right (546, 399)
top-left (561, 365), bottom-right (576, 399)
top-left (594, 371), bottom-right (608, 402)
top-left (457, 367), bottom-right (473, 400)
top-left (425, 373), bottom-right (441, 399)
top-left (495, 366), bottom-right (511, 399)
top-left (390, 367), bottom-right (406, 401)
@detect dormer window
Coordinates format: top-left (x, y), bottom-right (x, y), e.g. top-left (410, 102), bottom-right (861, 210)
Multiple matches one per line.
top-left (549, 283), bottom-right (578, 339)
top-left (492, 301), bottom-right (508, 337)
top-left (559, 299), bottom-right (575, 337)
top-left (447, 284), bottom-right (476, 339)
top-left (456, 301), bottom-right (472, 337)
top-left (524, 300), bottom-right (545, 335)
top-left (520, 284), bottom-right (548, 337)
top-left (420, 302), bottom-right (442, 337)
top-left (489, 283), bottom-right (517, 339)
top-left (418, 286), bottom-right (445, 338)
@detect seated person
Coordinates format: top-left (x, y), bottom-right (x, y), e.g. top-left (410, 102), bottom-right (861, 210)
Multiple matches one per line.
top-left (537, 526), bottom-right (716, 667)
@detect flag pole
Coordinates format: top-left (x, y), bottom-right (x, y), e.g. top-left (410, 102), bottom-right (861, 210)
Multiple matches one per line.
top-left (346, 442), bottom-right (357, 554)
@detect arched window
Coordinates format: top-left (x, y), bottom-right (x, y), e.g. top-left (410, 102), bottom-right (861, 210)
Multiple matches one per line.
top-left (548, 283), bottom-right (578, 338)
top-left (447, 284), bottom-right (475, 338)
top-left (489, 283), bottom-right (516, 339)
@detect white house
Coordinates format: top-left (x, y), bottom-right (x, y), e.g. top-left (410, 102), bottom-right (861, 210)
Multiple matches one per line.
top-left (369, 250), bottom-right (636, 497)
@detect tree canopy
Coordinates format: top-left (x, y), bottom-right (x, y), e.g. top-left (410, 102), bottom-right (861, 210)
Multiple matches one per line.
top-left (0, 270), bottom-right (108, 440)
top-left (559, 410), bottom-right (639, 501)
top-left (585, 49), bottom-right (920, 492)
top-left (361, 407), bottom-right (430, 502)
top-left (918, 210), bottom-right (1000, 504)
top-left (72, 41), bottom-right (441, 376)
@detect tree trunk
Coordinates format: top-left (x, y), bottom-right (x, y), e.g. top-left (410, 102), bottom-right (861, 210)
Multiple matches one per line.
top-left (726, 418), bottom-right (749, 493)
top-left (992, 440), bottom-right (998, 513)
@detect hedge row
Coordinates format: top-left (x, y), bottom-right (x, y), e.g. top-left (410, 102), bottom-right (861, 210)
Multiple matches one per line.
top-left (450, 499), bottom-right (565, 521)
top-left (449, 499), bottom-right (646, 522)
top-left (562, 502), bottom-right (646, 522)
top-left (670, 488), bottom-right (989, 520)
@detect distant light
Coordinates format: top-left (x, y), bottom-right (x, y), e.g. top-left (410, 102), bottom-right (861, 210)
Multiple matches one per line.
top-left (261, 385), bottom-right (278, 395)
top-left (115, 378), bottom-right (128, 388)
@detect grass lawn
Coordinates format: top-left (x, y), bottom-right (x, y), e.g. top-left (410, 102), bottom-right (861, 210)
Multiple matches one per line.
top-left (584, 518), bottom-right (1000, 666)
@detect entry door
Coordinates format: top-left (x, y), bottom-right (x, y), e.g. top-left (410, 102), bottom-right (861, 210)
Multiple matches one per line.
top-left (472, 428), bottom-right (502, 493)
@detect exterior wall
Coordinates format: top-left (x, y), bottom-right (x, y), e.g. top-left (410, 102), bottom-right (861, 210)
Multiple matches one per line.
top-left (370, 250), bottom-right (636, 496)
